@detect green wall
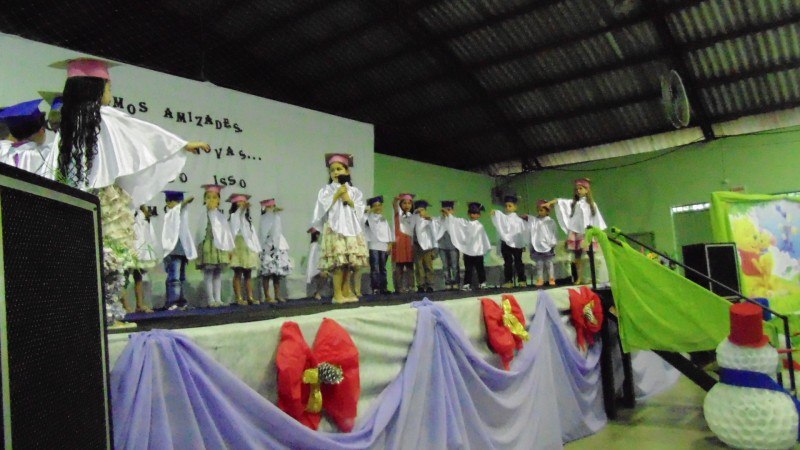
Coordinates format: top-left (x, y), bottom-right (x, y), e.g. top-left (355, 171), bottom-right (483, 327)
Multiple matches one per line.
top-left (507, 126), bottom-right (800, 259)
top-left (374, 154), bottom-right (497, 240)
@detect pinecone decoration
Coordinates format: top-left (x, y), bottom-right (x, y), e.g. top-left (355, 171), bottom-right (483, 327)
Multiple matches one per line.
top-left (317, 362), bottom-right (344, 385)
top-left (583, 301), bottom-right (598, 326)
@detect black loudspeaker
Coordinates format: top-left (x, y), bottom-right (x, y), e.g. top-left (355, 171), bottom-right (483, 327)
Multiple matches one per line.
top-left (682, 243), bottom-right (741, 297)
top-left (0, 165), bottom-right (112, 449)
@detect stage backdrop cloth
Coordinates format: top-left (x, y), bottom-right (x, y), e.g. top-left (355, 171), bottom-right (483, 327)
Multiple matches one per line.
top-left (110, 290), bottom-right (609, 449)
top-left (109, 288), bottom-right (678, 449)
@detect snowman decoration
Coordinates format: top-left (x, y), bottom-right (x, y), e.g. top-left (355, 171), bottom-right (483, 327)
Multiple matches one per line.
top-left (704, 302), bottom-right (799, 449)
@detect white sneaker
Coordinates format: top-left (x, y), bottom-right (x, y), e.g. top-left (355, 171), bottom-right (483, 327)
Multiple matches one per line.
top-left (461, 284), bottom-right (471, 291)
top-left (478, 282), bottom-right (488, 289)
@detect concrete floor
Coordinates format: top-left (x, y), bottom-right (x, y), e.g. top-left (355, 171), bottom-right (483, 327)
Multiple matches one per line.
top-left (566, 376), bottom-right (728, 450)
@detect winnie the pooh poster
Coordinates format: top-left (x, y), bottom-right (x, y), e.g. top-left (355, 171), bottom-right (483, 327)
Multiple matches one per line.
top-left (711, 192), bottom-right (800, 313)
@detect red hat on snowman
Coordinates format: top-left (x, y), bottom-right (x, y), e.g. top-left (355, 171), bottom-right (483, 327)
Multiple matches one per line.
top-left (728, 302), bottom-right (770, 348)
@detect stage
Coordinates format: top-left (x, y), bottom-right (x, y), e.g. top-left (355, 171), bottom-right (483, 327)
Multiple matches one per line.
top-left (117, 283), bottom-right (573, 332)
top-left (107, 284), bottom-right (678, 449)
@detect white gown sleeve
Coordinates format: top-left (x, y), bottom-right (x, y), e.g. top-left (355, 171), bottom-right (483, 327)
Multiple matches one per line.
top-left (274, 215), bottom-right (290, 251)
top-left (96, 107), bottom-right (189, 206)
top-left (553, 198), bottom-right (574, 234)
top-left (210, 210), bottom-right (235, 251)
top-left (350, 186), bottom-right (366, 224)
top-left (310, 185), bottom-right (335, 231)
top-left (590, 203), bottom-right (607, 230)
top-left (162, 204), bottom-right (182, 254)
top-left (395, 203), bottom-right (414, 236)
top-left (179, 207), bottom-right (198, 260)
top-left (491, 210), bottom-right (515, 245)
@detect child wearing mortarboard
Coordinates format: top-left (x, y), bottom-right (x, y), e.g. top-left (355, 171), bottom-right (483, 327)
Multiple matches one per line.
top-left (258, 198), bottom-right (293, 303)
top-left (435, 201), bottom-right (460, 290)
top-left (491, 194), bottom-right (529, 288)
top-left (124, 204), bottom-right (161, 313)
top-left (392, 193), bottom-right (416, 293)
top-left (363, 195), bottom-right (394, 294)
top-left (161, 191), bottom-right (196, 310)
top-left (305, 229), bottom-right (330, 300)
top-left (196, 184), bottom-right (234, 307)
top-left (546, 178), bottom-right (606, 284)
top-left (0, 106), bottom-right (12, 161)
top-left (411, 199), bottom-right (439, 293)
top-left (309, 153), bottom-right (368, 304)
top-left (528, 200), bottom-right (559, 287)
top-left (0, 99), bottom-right (53, 177)
top-left (443, 202), bottom-right (492, 290)
top-left (228, 194), bottom-right (262, 305)
top-left (46, 58), bottom-right (208, 323)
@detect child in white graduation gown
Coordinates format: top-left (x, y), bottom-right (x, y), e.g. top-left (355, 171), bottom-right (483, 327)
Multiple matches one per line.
top-left (491, 194), bottom-right (529, 288)
top-left (392, 193), bottom-right (416, 294)
top-left (196, 184), bottom-right (235, 307)
top-left (258, 198), bottom-right (293, 303)
top-left (48, 58), bottom-right (208, 323)
top-left (363, 196), bottom-right (394, 295)
top-left (444, 202), bottom-right (492, 290)
top-left (161, 191), bottom-right (197, 310)
top-left (126, 205), bottom-right (161, 312)
top-left (228, 194), bottom-right (261, 305)
top-left (309, 153), bottom-right (368, 304)
top-left (305, 230), bottom-right (329, 300)
top-left (434, 201), bottom-right (460, 290)
top-left (0, 99), bottom-right (53, 178)
top-left (411, 199), bottom-right (439, 292)
top-left (528, 200), bottom-right (559, 287)
top-left (548, 178), bottom-right (606, 284)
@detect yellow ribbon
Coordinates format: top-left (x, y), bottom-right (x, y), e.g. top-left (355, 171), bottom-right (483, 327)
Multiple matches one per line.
top-left (502, 299), bottom-right (530, 341)
top-left (302, 368), bottom-right (323, 413)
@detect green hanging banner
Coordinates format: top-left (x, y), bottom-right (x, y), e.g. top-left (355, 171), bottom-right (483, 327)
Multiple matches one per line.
top-left (586, 228), bottom-right (730, 353)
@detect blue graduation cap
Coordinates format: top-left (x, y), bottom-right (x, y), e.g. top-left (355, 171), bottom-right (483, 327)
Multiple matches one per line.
top-left (503, 194), bottom-right (519, 204)
top-left (414, 199), bottom-right (430, 210)
top-left (367, 195), bottom-right (383, 206)
top-left (163, 190), bottom-right (185, 202)
top-left (468, 202), bottom-right (485, 214)
top-left (0, 99), bottom-right (45, 140)
top-left (441, 200), bottom-right (455, 208)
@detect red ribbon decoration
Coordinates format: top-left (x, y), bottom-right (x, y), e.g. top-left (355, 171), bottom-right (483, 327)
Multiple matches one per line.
top-left (481, 294), bottom-right (528, 370)
top-left (568, 286), bottom-right (604, 351)
top-left (276, 318), bottom-right (360, 432)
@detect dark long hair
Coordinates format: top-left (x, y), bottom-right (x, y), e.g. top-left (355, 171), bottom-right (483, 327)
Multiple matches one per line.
top-left (570, 189), bottom-right (596, 217)
top-left (58, 77), bottom-right (105, 183)
top-left (229, 202), bottom-right (252, 224)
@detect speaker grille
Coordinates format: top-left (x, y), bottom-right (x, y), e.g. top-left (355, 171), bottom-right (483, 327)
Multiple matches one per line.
top-left (2, 188), bottom-right (109, 448)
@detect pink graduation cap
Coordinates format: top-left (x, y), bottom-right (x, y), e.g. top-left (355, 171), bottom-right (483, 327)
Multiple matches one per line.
top-left (260, 198), bottom-right (276, 207)
top-left (201, 184), bottom-right (224, 193)
top-left (226, 193), bottom-right (251, 203)
top-left (325, 153), bottom-right (354, 167)
top-left (397, 193), bottom-right (415, 201)
top-left (574, 178), bottom-right (591, 188)
top-left (49, 58), bottom-right (119, 80)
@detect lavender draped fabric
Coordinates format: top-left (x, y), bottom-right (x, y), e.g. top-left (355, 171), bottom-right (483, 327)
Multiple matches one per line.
top-left (110, 291), bottom-right (606, 449)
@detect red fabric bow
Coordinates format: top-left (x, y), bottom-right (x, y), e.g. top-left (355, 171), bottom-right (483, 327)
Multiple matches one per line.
top-left (276, 318), bottom-right (360, 432)
top-left (481, 294), bottom-right (528, 370)
top-left (568, 286), bottom-right (604, 351)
